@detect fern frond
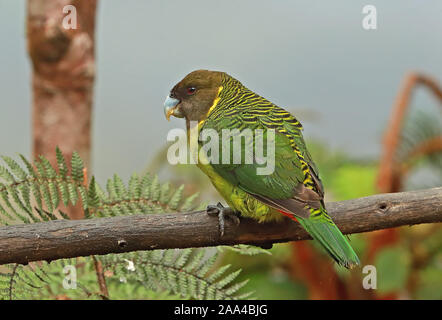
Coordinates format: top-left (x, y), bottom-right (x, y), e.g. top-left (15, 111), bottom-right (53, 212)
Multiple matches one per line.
top-left (87, 172), bottom-right (197, 217)
top-left (100, 248), bottom-right (252, 300)
top-left (179, 192), bottom-right (200, 212)
top-left (168, 185), bottom-right (184, 210)
top-left (71, 152), bottom-right (84, 182)
top-left (0, 259), bottom-right (103, 300)
top-left (0, 151), bottom-right (97, 225)
top-left (0, 149), bottom-right (252, 300)
top-left (55, 147), bottom-right (68, 178)
top-left (1, 156), bottom-right (27, 181)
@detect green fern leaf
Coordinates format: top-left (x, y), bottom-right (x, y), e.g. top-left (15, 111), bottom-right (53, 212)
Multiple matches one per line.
top-left (87, 176), bottom-right (100, 210)
top-left (150, 175), bottom-right (160, 202)
top-left (168, 185), bottom-right (184, 210)
top-left (55, 147), bottom-right (68, 178)
top-left (67, 181), bottom-right (79, 205)
top-left (1, 156), bottom-right (27, 181)
top-left (179, 192), bottom-right (200, 212)
top-left (128, 173), bottom-right (140, 199)
top-left (71, 152), bottom-right (84, 182)
top-left (0, 166), bottom-right (15, 184)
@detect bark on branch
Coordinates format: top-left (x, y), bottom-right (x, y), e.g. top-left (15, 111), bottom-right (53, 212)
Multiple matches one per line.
top-left (0, 187), bottom-right (441, 265)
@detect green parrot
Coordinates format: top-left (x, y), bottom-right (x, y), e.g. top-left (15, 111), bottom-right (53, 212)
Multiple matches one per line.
top-left (164, 70), bottom-right (359, 269)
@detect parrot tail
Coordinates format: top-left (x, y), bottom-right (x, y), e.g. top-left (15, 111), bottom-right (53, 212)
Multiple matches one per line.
top-left (296, 206), bottom-right (360, 269)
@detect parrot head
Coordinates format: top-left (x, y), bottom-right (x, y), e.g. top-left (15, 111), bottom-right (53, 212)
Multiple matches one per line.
top-left (164, 70), bottom-right (223, 123)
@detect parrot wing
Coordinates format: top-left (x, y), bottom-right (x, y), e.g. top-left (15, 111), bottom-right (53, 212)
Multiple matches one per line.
top-left (203, 105), bottom-right (323, 219)
top-left (201, 92), bottom-right (360, 268)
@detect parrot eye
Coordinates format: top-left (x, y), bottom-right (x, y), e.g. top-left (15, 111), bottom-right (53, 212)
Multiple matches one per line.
top-left (186, 87), bottom-right (196, 95)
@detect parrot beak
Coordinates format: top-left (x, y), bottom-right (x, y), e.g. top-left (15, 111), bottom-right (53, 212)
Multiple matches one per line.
top-left (164, 95), bottom-right (183, 121)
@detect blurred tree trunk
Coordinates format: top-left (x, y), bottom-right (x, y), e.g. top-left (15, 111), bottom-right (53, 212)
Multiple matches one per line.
top-left (27, 0), bottom-right (98, 219)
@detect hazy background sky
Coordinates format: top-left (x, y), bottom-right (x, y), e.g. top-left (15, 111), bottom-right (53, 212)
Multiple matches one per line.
top-left (1, 0), bottom-right (441, 183)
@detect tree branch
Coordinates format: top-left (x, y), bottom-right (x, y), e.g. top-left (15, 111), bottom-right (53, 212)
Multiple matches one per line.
top-left (0, 187), bottom-right (441, 265)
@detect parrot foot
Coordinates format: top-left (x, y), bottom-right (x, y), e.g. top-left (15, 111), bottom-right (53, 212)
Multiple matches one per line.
top-left (206, 202), bottom-right (240, 237)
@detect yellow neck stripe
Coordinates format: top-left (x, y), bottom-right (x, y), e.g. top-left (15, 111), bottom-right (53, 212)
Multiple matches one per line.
top-left (208, 86), bottom-right (223, 117)
top-left (198, 86), bottom-right (223, 127)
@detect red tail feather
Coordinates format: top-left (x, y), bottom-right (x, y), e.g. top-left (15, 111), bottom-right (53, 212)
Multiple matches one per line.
top-left (278, 209), bottom-right (299, 222)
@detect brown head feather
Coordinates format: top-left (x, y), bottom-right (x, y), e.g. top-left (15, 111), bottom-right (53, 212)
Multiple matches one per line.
top-left (168, 70), bottom-right (223, 123)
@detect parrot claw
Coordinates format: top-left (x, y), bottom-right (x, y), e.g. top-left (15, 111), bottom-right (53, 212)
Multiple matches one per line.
top-left (206, 202), bottom-right (240, 237)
